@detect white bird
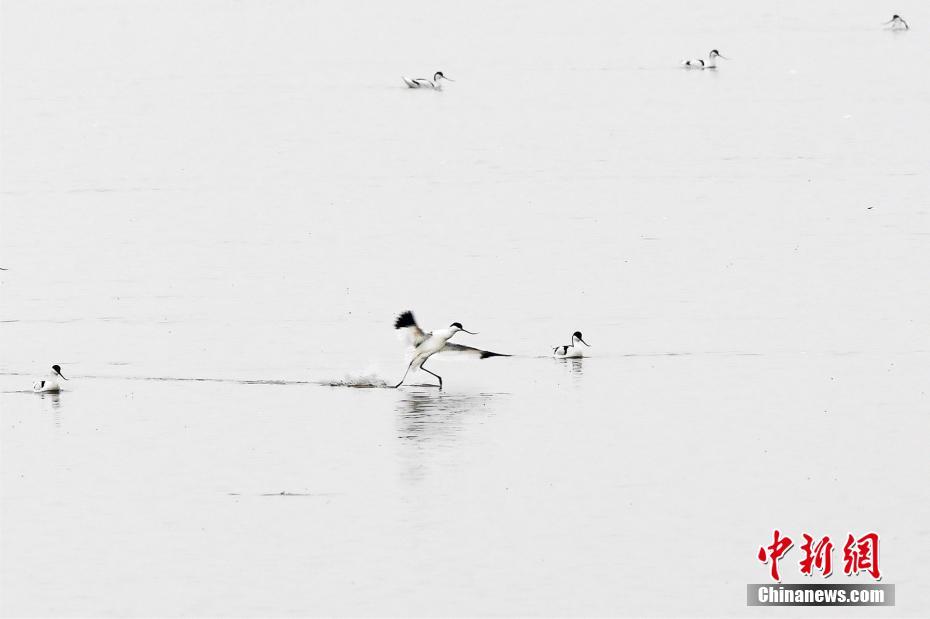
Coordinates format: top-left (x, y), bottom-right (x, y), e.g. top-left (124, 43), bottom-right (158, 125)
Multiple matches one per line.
top-left (552, 331), bottom-right (591, 358)
top-left (883, 14), bottom-right (909, 29)
top-left (682, 49), bottom-right (727, 70)
top-left (393, 311), bottom-right (509, 389)
top-left (402, 71), bottom-right (453, 89)
top-left (33, 364), bottom-right (68, 392)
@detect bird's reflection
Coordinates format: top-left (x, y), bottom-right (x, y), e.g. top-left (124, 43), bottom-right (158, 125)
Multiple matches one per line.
top-left (38, 391), bottom-right (63, 426)
top-left (395, 389), bottom-right (496, 443)
top-left (568, 357), bottom-right (584, 376)
top-left (554, 357), bottom-right (585, 384)
top-left (394, 388), bottom-right (499, 483)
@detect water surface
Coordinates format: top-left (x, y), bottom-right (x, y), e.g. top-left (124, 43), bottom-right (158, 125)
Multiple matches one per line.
top-left (2, 0), bottom-right (929, 615)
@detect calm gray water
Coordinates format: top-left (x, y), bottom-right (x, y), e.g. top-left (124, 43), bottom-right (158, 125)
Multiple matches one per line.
top-left (2, 0), bottom-right (929, 616)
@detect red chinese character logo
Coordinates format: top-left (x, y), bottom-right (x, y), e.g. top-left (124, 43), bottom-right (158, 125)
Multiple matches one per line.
top-left (799, 534), bottom-right (833, 577)
top-left (843, 532), bottom-right (880, 580)
top-left (758, 530), bottom-right (793, 581)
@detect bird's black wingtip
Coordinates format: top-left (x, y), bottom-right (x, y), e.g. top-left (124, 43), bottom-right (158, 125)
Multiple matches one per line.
top-left (480, 351), bottom-right (511, 359)
top-left (394, 311), bottom-right (417, 329)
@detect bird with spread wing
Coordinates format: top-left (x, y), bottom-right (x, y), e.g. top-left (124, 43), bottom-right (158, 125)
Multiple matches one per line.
top-left (393, 310), bottom-right (510, 389)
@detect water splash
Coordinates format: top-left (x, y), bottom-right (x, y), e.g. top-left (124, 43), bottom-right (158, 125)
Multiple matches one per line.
top-left (320, 373), bottom-right (390, 388)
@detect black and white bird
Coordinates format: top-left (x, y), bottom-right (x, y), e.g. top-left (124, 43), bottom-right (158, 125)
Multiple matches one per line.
top-left (884, 14), bottom-right (909, 29)
top-left (33, 364), bottom-right (68, 392)
top-left (402, 71), bottom-right (453, 89)
top-left (682, 49), bottom-right (727, 69)
top-left (552, 331), bottom-right (591, 358)
top-left (393, 311), bottom-right (508, 389)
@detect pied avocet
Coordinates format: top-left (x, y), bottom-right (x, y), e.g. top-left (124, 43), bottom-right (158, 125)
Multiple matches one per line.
top-left (393, 311), bottom-right (508, 389)
top-left (884, 15), bottom-right (909, 30)
top-left (402, 72), bottom-right (453, 89)
top-left (553, 331), bottom-right (591, 358)
top-left (682, 49), bottom-right (727, 69)
top-left (33, 364), bottom-right (68, 392)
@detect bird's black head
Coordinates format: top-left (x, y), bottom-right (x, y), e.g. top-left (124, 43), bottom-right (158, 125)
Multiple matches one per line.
top-left (710, 49), bottom-right (720, 55)
top-left (450, 322), bottom-right (478, 335)
top-left (893, 14), bottom-right (900, 19)
top-left (52, 364), bottom-right (61, 373)
top-left (572, 331), bottom-right (591, 346)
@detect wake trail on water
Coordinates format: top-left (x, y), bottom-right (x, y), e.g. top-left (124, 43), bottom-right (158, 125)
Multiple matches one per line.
top-left (0, 371), bottom-right (314, 387)
top-left (227, 491), bottom-right (341, 497)
top-left (2, 370), bottom-right (393, 389)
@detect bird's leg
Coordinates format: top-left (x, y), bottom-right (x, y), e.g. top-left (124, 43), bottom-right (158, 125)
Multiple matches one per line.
top-left (394, 359), bottom-right (417, 389)
top-left (419, 362), bottom-right (443, 390)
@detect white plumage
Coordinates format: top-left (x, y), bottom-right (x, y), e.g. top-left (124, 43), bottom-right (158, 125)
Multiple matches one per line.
top-left (682, 49), bottom-right (727, 70)
top-left (402, 71), bottom-right (453, 90)
top-left (33, 364), bottom-right (68, 392)
top-left (393, 311), bottom-right (508, 389)
top-left (884, 15), bottom-right (909, 30)
top-left (552, 331), bottom-right (591, 358)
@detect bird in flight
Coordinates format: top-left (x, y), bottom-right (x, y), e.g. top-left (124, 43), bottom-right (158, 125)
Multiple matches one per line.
top-left (393, 311), bottom-right (509, 389)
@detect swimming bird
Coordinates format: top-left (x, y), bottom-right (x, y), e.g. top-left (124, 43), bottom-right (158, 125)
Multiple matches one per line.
top-left (33, 364), bottom-right (68, 392)
top-left (393, 311), bottom-right (508, 389)
top-left (682, 49), bottom-right (727, 69)
top-left (884, 14), bottom-right (909, 29)
top-left (552, 331), bottom-right (591, 358)
top-left (402, 71), bottom-right (453, 89)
